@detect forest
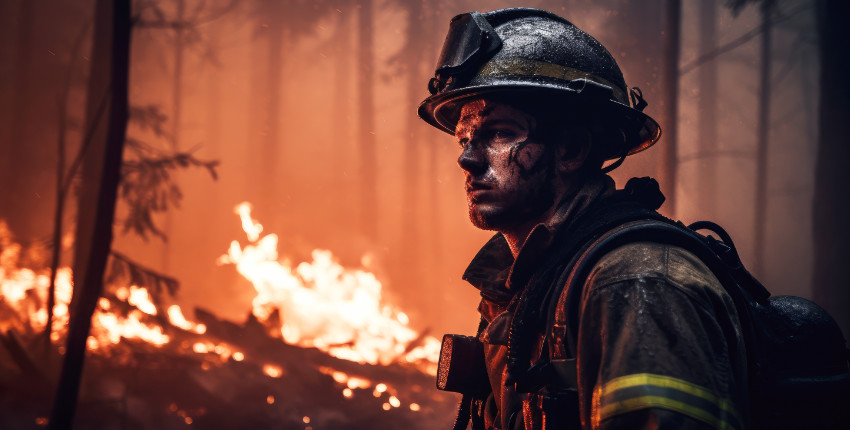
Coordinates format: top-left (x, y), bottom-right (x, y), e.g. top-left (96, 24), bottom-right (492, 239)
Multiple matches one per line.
top-left (0, 0), bottom-right (847, 428)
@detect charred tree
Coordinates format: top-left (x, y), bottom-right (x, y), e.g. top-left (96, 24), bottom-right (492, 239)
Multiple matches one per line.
top-left (171, 0), bottom-right (185, 150)
top-left (331, 11), bottom-right (353, 207)
top-left (813, 0), bottom-right (850, 336)
top-left (1, 1), bottom-right (36, 239)
top-left (696, 0), bottom-right (718, 219)
top-left (398, 0), bottom-right (425, 285)
top-left (660, 0), bottom-right (682, 217)
top-left (753, 0), bottom-right (775, 276)
top-left (49, 0), bottom-right (132, 428)
top-left (45, 23), bottom-right (92, 347)
top-left (264, 0), bottom-right (286, 211)
top-left (357, 0), bottom-right (378, 240)
top-left (423, 1), bottom-right (441, 288)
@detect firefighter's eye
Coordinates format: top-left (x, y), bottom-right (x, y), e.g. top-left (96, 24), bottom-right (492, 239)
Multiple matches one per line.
top-left (484, 128), bottom-right (518, 143)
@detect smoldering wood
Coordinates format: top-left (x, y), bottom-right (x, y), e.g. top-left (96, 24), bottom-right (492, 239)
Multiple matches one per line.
top-left (0, 302), bottom-right (456, 429)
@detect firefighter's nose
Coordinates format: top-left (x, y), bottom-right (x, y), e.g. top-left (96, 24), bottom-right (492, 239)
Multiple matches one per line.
top-left (458, 144), bottom-right (486, 176)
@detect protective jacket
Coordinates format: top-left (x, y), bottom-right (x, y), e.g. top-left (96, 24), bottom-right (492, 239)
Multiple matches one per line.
top-left (462, 175), bottom-right (748, 430)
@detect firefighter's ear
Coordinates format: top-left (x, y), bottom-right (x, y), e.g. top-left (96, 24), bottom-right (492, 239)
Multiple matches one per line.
top-left (555, 127), bottom-right (591, 175)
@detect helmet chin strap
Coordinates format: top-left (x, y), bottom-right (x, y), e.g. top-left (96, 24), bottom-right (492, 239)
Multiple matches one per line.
top-left (600, 130), bottom-right (628, 174)
top-left (600, 153), bottom-right (626, 174)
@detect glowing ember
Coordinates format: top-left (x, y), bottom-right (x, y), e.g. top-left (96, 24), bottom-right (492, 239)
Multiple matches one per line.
top-left (219, 203), bottom-right (441, 371)
top-left (127, 285), bottom-right (157, 315)
top-left (263, 363), bottom-right (284, 378)
top-left (167, 305), bottom-right (206, 334)
top-left (91, 309), bottom-right (169, 347)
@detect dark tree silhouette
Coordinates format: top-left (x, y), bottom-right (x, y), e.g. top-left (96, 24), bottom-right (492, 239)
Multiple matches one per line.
top-left (753, 0), bottom-right (776, 277)
top-left (358, 0), bottom-right (378, 240)
top-left (44, 22), bottom-right (91, 347)
top-left (813, 0), bottom-right (850, 336)
top-left (697, 0), bottom-right (718, 219)
top-left (660, 0), bottom-right (682, 217)
top-left (50, 0), bottom-right (132, 427)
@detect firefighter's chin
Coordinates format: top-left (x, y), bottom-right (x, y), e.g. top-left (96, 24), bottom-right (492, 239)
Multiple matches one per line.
top-left (467, 200), bottom-right (511, 232)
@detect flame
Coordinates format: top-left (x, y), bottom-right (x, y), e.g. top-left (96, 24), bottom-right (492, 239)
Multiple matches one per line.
top-left (2, 202), bottom-right (442, 386)
top-left (168, 305), bottom-right (206, 334)
top-left (0, 220), bottom-right (206, 353)
top-left (126, 285), bottom-right (157, 315)
top-left (220, 203), bottom-right (441, 372)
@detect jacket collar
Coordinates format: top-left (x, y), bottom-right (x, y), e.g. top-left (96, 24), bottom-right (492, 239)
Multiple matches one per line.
top-left (462, 174), bottom-right (616, 305)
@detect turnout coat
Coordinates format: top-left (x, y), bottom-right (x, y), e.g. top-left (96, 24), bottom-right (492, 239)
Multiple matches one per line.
top-left (462, 175), bottom-right (748, 430)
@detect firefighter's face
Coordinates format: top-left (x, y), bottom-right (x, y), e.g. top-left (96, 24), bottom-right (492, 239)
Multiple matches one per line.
top-left (455, 99), bottom-right (556, 232)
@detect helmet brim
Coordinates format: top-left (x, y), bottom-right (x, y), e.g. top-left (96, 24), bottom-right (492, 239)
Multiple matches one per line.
top-left (418, 79), bottom-right (661, 160)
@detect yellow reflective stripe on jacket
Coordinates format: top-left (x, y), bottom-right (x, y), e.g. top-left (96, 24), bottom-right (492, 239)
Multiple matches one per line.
top-left (591, 373), bottom-right (741, 430)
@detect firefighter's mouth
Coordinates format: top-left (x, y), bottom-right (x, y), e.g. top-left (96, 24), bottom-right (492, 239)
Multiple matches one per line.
top-left (466, 181), bottom-right (494, 202)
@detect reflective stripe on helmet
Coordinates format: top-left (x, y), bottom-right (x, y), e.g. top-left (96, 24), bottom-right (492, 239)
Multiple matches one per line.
top-left (591, 373), bottom-right (742, 430)
top-left (475, 58), bottom-right (628, 104)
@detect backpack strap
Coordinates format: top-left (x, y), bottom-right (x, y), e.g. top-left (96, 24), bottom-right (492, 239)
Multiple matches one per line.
top-left (549, 218), bottom-right (762, 361)
top-left (508, 178), bottom-right (670, 392)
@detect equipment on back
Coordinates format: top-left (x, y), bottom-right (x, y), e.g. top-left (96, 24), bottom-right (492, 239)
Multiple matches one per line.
top-left (529, 181), bottom-right (850, 430)
top-left (437, 177), bottom-right (850, 429)
top-left (418, 7), bottom-right (661, 161)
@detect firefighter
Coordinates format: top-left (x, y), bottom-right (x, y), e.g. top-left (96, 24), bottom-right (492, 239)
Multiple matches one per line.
top-left (419, 8), bottom-right (747, 430)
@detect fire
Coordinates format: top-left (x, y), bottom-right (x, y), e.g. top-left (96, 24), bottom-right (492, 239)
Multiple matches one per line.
top-left (2, 201), bottom-right (441, 383)
top-left (168, 305), bottom-right (206, 334)
top-left (0, 220), bottom-right (204, 352)
top-left (219, 202), bottom-right (441, 372)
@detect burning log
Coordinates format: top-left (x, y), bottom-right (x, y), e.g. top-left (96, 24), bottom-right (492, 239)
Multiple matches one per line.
top-left (1, 202), bottom-right (460, 428)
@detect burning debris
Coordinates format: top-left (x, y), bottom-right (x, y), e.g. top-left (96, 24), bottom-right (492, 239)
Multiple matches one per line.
top-left (220, 203), bottom-right (442, 372)
top-left (0, 214), bottom-right (457, 429)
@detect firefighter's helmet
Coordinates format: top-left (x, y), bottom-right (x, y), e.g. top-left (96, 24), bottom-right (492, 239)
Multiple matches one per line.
top-left (418, 8), bottom-right (660, 160)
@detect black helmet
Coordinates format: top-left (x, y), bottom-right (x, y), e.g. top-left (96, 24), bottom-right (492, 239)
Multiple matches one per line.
top-left (418, 8), bottom-right (661, 160)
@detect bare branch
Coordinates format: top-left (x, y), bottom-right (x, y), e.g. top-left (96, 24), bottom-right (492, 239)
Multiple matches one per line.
top-left (680, 3), bottom-right (809, 76)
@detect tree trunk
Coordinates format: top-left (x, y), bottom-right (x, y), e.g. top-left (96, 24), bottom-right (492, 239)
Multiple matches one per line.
top-left (813, 0), bottom-right (850, 336)
top-left (171, 0), bottom-right (184, 150)
top-left (697, 0), bottom-right (718, 219)
top-left (331, 11), bottom-right (353, 211)
top-left (401, 0), bottom-right (424, 283)
top-left (660, 0), bottom-right (681, 217)
top-left (45, 22), bottom-right (91, 347)
top-left (49, 0), bottom-right (131, 427)
top-left (161, 0), bottom-right (185, 273)
top-left (423, 1), bottom-right (440, 285)
top-left (264, 0), bottom-right (284, 207)
top-left (753, 0), bottom-right (774, 277)
top-left (2, 0), bottom-right (37, 240)
top-left (357, 0), bottom-right (377, 240)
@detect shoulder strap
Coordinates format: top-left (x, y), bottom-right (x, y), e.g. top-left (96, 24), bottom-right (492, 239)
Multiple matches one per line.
top-left (506, 190), bottom-right (668, 389)
top-left (548, 218), bottom-right (762, 368)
